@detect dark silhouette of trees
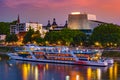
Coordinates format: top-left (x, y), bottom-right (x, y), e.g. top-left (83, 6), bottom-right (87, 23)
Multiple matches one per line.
top-left (90, 23), bottom-right (120, 47)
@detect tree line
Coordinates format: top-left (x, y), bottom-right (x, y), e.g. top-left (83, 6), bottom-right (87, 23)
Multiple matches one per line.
top-left (1, 21), bottom-right (120, 47)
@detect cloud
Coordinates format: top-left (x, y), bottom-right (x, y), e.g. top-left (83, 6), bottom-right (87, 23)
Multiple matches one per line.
top-left (2, 0), bottom-right (120, 16)
top-left (3, 0), bottom-right (96, 8)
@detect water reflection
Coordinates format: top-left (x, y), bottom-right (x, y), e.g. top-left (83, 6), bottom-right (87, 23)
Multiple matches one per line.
top-left (0, 60), bottom-right (120, 80)
top-left (109, 62), bottom-right (118, 80)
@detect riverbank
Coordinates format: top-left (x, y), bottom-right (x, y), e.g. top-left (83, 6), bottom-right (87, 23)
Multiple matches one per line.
top-left (0, 46), bottom-right (15, 52)
top-left (102, 51), bottom-right (120, 57)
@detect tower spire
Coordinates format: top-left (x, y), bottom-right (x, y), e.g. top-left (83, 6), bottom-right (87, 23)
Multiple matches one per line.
top-left (52, 18), bottom-right (57, 26)
top-left (17, 14), bottom-right (20, 23)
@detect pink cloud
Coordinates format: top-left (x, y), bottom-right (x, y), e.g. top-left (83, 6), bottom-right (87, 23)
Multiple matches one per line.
top-left (4, 0), bottom-right (97, 8)
top-left (3, 0), bottom-right (120, 16)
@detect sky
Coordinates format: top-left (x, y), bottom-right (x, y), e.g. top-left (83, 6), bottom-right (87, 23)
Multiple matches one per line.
top-left (0, 0), bottom-right (120, 26)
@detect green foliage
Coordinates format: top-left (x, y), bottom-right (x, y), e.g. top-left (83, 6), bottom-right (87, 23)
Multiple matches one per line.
top-left (90, 23), bottom-right (120, 47)
top-left (0, 20), bottom-right (18, 35)
top-left (32, 30), bottom-right (41, 41)
top-left (0, 22), bottom-right (10, 35)
top-left (44, 28), bottom-right (87, 46)
top-left (5, 34), bottom-right (18, 43)
top-left (32, 30), bottom-right (45, 44)
top-left (23, 28), bottom-right (34, 44)
top-left (35, 37), bottom-right (44, 44)
top-left (73, 32), bottom-right (87, 46)
top-left (44, 31), bottom-right (61, 44)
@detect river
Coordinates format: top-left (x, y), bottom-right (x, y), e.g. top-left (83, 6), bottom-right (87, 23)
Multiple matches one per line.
top-left (0, 56), bottom-right (120, 80)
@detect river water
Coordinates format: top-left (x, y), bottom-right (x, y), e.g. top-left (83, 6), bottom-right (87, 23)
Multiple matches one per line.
top-left (0, 56), bottom-right (120, 80)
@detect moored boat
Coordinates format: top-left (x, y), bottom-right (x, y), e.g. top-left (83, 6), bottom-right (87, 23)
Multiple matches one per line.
top-left (7, 46), bottom-right (109, 67)
top-left (72, 49), bottom-right (114, 64)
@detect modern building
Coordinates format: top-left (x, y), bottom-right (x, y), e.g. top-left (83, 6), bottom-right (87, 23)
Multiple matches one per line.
top-left (89, 20), bottom-right (106, 30)
top-left (68, 12), bottom-right (90, 30)
top-left (67, 12), bottom-right (107, 35)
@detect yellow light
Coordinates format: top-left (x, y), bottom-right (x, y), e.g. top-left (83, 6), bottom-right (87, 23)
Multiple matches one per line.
top-left (45, 41), bottom-right (49, 45)
top-left (114, 43), bottom-right (117, 47)
top-left (107, 43), bottom-right (110, 46)
top-left (110, 42), bottom-right (113, 45)
top-left (80, 42), bottom-right (83, 46)
top-left (45, 64), bottom-right (49, 70)
top-left (71, 12), bottom-right (80, 15)
top-left (22, 64), bottom-right (28, 80)
top-left (114, 63), bottom-right (118, 80)
top-left (97, 68), bottom-right (101, 80)
top-left (109, 66), bottom-right (113, 80)
top-left (35, 66), bottom-right (38, 80)
top-left (95, 42), bottom-right (100, 46)
top-left (87, 67), bottom-right (92, 80)
top-left (57, 41), bottom-right (61, 45)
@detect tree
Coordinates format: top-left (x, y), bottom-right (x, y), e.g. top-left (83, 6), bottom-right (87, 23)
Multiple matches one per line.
top-left (73, 31), bottom-right (87, 46)
top-left (35, 37), bottom-right (44, 45)
top-left (23, 28), bottom-right (34, 44)
top-left (60, 28), bottom-right (74, 45)
top-left (44, 31), bottom-right (61, 44)
top-left (60, 28), bottom-right (87, 46)
top-left (32, 30), bottom-right (45, 44)
top-left (90, 23), bottom-right (120, 47)
top-left (5, 34), bottom-right (18, 43)
top-left (32, 30), bottom-right (41, 41)
top-left (44, 28), bottom-right (87, 46)
top-left (0, 22), bottom-right (10, 35)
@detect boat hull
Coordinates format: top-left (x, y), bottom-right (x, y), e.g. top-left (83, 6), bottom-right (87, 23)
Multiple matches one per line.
top-left (9, 55), bottom-right (108, 67)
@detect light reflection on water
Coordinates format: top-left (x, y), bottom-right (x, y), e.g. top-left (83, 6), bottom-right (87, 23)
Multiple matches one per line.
top-left (0, 60), bottom-right (120, 80)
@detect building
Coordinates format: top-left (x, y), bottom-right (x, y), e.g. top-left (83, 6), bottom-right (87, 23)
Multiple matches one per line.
top-left (89, 20), bottom-right (106, 30)
top-left (68, 12), bottom-right (90, 30)
top-left (44, 18), bottom-right (67, 31)
top-left (67, 12), bottom-right (107, 35)
top-left (10, 15), bottom-right (47, 44)
top-left (10, 22), bottom-right (43, 34)
top-left (0, 35), bottom-right (6, 41)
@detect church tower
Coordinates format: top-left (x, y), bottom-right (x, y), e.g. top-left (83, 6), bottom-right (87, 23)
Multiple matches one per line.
top-left (17, 14), bottom-right (20, 24)
top-left (51, 18), bottom-right (57, 28)
top-left (46, 20), bottom-right (51, 29)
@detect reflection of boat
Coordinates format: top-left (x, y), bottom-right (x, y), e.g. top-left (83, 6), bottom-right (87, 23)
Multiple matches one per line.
top-left (7, 46), bottom-right (110, 67)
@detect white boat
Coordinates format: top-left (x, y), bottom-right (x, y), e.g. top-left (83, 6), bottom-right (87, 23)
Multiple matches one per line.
top-left (72, 49), bottom-right (114, 64)
top-left (7, 46), bottom-right (109, 67)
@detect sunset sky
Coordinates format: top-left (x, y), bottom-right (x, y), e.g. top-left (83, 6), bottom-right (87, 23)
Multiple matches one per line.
top-left (0, 0), bottom-right (120, 25)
